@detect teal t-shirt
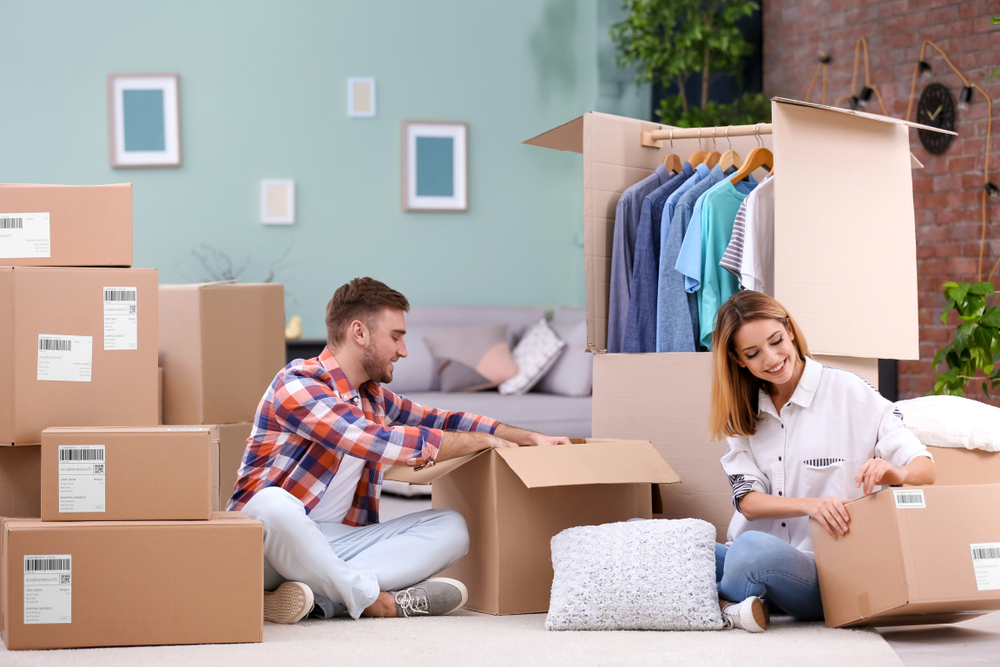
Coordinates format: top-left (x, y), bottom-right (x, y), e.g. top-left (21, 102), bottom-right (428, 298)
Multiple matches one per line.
top-left (698, 178), bottom-right (758, 350)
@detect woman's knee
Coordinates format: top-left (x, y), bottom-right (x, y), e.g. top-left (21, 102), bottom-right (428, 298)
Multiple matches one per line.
top-left (725, 531), bottom-right (778, 570)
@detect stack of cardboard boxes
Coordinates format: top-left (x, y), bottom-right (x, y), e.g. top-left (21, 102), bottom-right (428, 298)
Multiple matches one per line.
top-left (0, 184), bottom-right (272, 650)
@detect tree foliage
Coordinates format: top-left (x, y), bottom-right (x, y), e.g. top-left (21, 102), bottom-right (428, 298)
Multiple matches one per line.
top-left (610, 0), bottom-right (759, 113)
top-left (932, 281), bottom-right (1000, 397)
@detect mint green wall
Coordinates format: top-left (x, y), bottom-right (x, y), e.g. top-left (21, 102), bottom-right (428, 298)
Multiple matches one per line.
top-left (2, 0), bottom-right (648, 338)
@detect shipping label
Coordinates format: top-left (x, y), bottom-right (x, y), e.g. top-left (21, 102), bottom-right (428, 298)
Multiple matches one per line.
top-left (23, 555), bottom-right (72, 624)
top-left (0, 212), bottom-right (51, 258)
top-left (103, 286), bottom-right (138, 350)
top-left (892, 489), bottom-right (925, 509)
top-left (58, 445), bottom-right (106, 513)
top-left (37, 335), bottom-right (92, 382)
top-left (971, 543), bottom-right (1000, 591)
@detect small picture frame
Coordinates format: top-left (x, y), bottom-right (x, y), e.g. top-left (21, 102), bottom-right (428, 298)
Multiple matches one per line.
top-left (402, 121), bottom-right (468, 211)
top-left (348, 77), bottom-right (376, 118)
top-left (108, 73), bottom-right (181, 168)
top-left (260, 179), bottom-right (295, 225)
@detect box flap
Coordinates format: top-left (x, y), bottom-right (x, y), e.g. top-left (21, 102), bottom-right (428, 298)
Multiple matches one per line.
top-left (383, 450), bottom-right (489, 484)
top-left (495, 440), bottom-right (679, 489)
top-left (521, 115), bottom-right (585, 153)
top-left (772, 97), bottom-right (957, 135)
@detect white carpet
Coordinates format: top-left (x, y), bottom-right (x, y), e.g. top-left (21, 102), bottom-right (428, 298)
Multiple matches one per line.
top-left (1, 611), bottom-right (903, 667)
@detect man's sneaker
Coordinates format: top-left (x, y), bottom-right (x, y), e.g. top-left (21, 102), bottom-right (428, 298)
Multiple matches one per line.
top-left (720, 596), bottom-right (769, 632)
top-left (390, 577), bottom-right (469, 617)
top-left (264, 582), bottom-right (314, 624)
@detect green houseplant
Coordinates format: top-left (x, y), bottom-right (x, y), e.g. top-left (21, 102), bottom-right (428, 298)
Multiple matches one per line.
top-left (932, 281), bottom-right (1000, 396)
top-left (610, 0), bottom-right (767, 126)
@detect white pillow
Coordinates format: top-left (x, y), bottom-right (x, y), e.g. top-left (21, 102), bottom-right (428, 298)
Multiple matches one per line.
top-left (896, 396), bottom-right (1000, 452)
top-left (546, 519), bottom-right (724, 631)
top-left (537, 319), bottom-right (592, 396)
top-left (498, 318), bottom-right (566, 396)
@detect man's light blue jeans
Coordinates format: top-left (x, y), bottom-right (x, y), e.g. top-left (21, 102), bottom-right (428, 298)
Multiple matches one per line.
top-left (715, 531), bottom-right (824, 621)
top-left (242, 486), bottom-right (469, 619)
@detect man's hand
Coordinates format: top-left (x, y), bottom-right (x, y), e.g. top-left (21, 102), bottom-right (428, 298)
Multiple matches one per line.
top-left (805, 496), bottom-right (851, 539)
top-left (524, 432), bottom-right (572, 447)
top-left (854, 459), bottom-right (905, 496)
top-left (494, 423), bottom-right (571, 447)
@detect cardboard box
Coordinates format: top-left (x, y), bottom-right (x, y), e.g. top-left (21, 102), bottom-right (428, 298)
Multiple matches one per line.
top-left (385, 439), bottom-right (679, 615)
top-left (0, 184), bottom-right (132, 267)
top-left (0, 446), bottom-right (40, 519)
top-left (0, 512), bottom-right (262, 650)
top-left (921, 446), bottom-right (1000, 486)
top-left (217, 421), bottom-right (253, 510)
top-left (0, 267), bottom-right (159, 446)
top-left (157, 367), bottom-right (164, 425)
top-left (41, 426), bottom-right (219, 521)
top-left (159, 282), bottom-right (285, 425)
top-left (523, 102), bottom-right (948, 539)
top-left (812, 484), bottom-right (1000, 628)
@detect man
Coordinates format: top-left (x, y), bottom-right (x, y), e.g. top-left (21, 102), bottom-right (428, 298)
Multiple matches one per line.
top-left (228, 277), bottom-right (570, 623)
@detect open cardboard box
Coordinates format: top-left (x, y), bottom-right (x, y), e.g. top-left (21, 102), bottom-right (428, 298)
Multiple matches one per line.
top-left (811, 484), bottom-right (1000, 628)
top-left (523, 99), bottom-right (952, 540)
top-left (385, 439), bottom-right (679, 615)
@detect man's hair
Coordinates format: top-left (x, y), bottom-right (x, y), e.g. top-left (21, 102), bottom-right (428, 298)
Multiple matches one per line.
top-left (325, 277), bottom-right (410, 349)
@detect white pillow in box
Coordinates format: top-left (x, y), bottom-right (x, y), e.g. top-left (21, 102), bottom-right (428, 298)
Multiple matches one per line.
top-left (896, 395), bottom-right (1000, 452)
top-left (546, 518), bottom-right (724, 631)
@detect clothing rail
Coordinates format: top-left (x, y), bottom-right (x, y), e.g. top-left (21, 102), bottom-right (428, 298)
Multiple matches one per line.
top-left (641, 123), bottom-right (772, 148)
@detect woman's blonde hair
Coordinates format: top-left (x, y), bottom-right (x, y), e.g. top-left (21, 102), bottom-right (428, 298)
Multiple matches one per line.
top-left (709, 291), bottom-right (811, 439)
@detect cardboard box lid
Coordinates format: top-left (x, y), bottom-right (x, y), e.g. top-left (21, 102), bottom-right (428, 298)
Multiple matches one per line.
top-left (384, 440), bottom-right (679, 488)
top-left (3, 511), bottom-right (250, 531)
top-left (42, 425), bottom-right (218, 437)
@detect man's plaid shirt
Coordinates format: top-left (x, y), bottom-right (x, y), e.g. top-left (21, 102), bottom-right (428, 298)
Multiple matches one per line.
top-left (227, 347), bottom-right (498, 525)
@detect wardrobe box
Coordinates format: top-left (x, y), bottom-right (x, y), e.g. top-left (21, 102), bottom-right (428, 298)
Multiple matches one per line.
top-left (40, 426), bottom-right (220, 521)
top-left (0, 183), bottom-right (132, 267)
top-left (0, 446), bottom-right (40, 519)
top-left (523, 100), bottom-right (952, 541)
top-left (216, 421), bottom-right (253, 510)
top-left (385, 439), bottom-right (679, 615)
top-left (0, 513), bottom-right (263, 650)
top-left (812, 484), bottom-right (1000, 628)
top-left (0, 267), bottom-right (159, 446)
top-left (159, 282), bottom-right (285, 425)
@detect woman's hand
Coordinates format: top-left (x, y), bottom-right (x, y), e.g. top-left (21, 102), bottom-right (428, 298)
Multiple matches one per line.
top-left (854, 459), bottom-right (905, 496)
top-left (804, 496), bottom-right (851, 539)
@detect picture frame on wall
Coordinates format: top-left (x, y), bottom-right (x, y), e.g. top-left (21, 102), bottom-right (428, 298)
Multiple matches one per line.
top-left (402, 121), bottom-right (467, 211)
top-left (107, 73), bottom-right (181, 168)
top-left (260, 179), bottom-right (295, 225)
top-left (348, 77), bottom-right (376, 118)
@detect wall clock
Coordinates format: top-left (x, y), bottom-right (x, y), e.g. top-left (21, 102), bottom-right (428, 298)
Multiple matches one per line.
top-left (915, 82), bottom-right (955, 155)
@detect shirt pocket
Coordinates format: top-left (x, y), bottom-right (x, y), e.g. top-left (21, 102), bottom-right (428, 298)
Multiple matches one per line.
top-left (799, 457), bottom-right (856, 500)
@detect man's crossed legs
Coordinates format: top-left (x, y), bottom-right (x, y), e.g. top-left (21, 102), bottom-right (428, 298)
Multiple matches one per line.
top-left (243, 486), bottom-right (469, 622)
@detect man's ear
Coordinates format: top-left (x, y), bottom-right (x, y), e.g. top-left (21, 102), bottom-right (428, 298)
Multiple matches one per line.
top-left (349, 319), bottom-right (368, 345)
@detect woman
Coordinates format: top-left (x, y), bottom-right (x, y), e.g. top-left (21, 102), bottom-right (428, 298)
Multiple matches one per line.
top-left (709, 291), bottom-right (935, 632)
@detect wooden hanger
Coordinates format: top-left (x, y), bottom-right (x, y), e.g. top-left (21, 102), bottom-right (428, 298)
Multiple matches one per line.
top-left (661, 128), bottom-right (683, 174)
top-left (688, 128), bottom-right (707, 167)
top-left (719, 125), bottom-right (743, 171)
top-left (729, 124), bottom-right (773, 184)
top-left (704, 127), bottom-right (721, 168)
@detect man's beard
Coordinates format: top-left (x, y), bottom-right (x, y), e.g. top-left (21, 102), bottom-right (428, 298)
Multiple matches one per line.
top-left (362, 343), bottom-right (394, 384)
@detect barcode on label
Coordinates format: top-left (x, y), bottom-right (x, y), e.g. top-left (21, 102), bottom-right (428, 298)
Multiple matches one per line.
top-left (893, 489), bottom-right (926, 508)
top-left (59, 448), bottom-right (105, 462)
top-left (104, 289), bottom-right (136, 302)
top-left (973, 547), bottom-right (1000, 560)
top-left (24, 557), bottom-right (70, 573)
top-left (0, 217), bottom-right (24, 229)
top-left (39, 338), bottom-right (72, 352)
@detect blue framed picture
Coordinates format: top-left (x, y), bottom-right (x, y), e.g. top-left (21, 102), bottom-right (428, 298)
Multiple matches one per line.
top-left (108, 73), bottom-right (181, 168)
top-left (402, 121), bottom-right (467, 211)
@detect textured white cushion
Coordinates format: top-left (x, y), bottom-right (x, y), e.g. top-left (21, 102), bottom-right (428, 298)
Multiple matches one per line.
top-left (896, 395), bottom-right (1000, 452)
top-left (499, 318), bottom-right (566, 396)
top-left (546, 519), bottom-right (724, 631)
top-left (538, 319), bottom-right (592, 396)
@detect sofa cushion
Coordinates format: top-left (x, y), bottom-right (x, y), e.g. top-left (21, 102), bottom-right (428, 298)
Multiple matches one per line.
top-left (423, 323), bottom-right (519, 392)
top-left (538, 318), bottom-right (592, 397)
top-left (896, 395), bottom-right (1000, 452)
top-left (499, 318), bottom-right (566, 396)
top-left (399, 391), bottom-right (592, 438)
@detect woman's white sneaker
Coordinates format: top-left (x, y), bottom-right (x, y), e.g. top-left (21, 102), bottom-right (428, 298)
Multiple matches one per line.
top-left (264, 581), bottom-right (314, 624)
top-left (720, 596), bottom-right (769, 632)
top-left (390, 577), bottom-right (469, 617)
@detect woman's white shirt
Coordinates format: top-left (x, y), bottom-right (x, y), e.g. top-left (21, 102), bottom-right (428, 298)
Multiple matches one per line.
top-left (721, 356), bottom-right (931, 557)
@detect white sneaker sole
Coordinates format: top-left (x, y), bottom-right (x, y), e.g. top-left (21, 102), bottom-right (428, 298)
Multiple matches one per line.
top-left (426, 577), bottom-right (469, 613)
top-left (264, 581), bottom-right (314, 624)
top-left (737, 597), bottom-right (768, 632)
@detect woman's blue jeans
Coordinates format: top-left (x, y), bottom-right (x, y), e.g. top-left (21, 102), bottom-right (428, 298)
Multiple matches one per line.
top-left (715, 531), bottom-right (824, 621)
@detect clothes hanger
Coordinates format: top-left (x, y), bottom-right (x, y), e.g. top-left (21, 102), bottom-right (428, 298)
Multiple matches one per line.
top-left (688, 128), bottom-right (707, 167)
top-left (729, 123), bottom-right (773, 185)
top-left (705, 127), bottom-right (721, 168)
top-left (719, 125), bottom-right (743, 171)
top-left (661, 128), bottom-right (683, 174)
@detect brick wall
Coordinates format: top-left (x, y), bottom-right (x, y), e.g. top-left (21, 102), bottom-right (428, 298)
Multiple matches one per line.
top-left (763, 0), bottom-right (1000, 401)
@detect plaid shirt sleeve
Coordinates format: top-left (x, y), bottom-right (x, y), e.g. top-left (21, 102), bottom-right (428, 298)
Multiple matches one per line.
top-left (272, 366), bottom-right (449, 467)
top-left (381, 387), bottom-right (500, 438)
